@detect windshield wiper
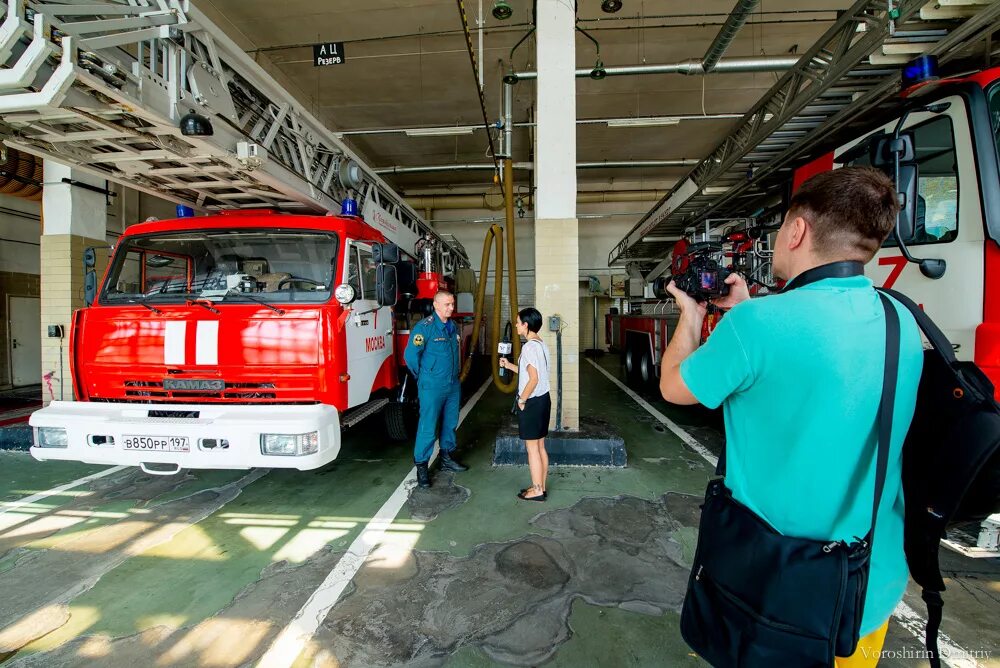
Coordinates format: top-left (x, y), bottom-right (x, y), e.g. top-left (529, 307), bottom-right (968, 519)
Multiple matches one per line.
top-left (223, 289), bottom-right (285, 315)
top-left (126, 297), bottom-right (163, 315)
top-left (186, 298), bottom-right (221, 314)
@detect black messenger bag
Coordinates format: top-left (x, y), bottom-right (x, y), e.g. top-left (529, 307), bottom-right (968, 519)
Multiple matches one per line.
top-left (680, 292), bottom-right (900, 667)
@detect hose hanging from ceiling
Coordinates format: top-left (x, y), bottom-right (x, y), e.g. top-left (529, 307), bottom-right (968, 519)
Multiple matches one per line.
top-left (0, 148), bottom-right (43, 201)
top-left (460, 158), bottom-right (521, 393)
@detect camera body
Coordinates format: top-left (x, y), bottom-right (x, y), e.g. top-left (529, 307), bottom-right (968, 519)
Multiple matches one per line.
top-left (668, 241), bottom-right (732, 302)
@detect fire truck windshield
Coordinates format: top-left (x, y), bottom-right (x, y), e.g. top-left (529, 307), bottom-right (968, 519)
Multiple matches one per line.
top-left (989, 82), bottom-right (1000, 159)
top-left (100, 229), bottom-right (340, 305)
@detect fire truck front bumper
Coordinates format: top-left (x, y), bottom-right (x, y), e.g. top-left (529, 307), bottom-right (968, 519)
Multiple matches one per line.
top-left (28, 402), bottom-right (341, 474)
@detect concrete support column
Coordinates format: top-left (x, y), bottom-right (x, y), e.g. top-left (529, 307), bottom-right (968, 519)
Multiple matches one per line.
top-left (40, 163), bottom-right (108, 403)
top-left (534, 0), bottom-right (579, 431)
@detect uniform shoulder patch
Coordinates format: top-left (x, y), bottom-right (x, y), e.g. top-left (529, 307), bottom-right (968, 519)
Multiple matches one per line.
top-left (413, 334), bottom-right (424, 346)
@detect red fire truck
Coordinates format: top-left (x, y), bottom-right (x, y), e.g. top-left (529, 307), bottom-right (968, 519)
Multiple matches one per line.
top-left (28, 206), bottom-right (474, 475)
top-left (0, 0), bottom-right (481, 475)
top-left (610, 65), bottom-right (1000, 400)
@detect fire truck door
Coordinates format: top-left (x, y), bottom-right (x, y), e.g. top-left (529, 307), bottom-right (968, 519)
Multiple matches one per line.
top-left (345, 242), bottom-right (394, 408)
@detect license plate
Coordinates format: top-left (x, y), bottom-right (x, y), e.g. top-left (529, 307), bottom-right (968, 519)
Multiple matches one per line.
top-left (122, 435), bottom-right (190, 452)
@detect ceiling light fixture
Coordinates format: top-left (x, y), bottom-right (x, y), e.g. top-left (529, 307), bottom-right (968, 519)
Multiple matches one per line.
top-left (577, 25), bottom-right (606, 81)
top-left (606, 116), bottom-right (680, 128)
top-left (404, 127), bottom-right (474, 137)
top-left (590, 58), bottom-right (607, 80)
top-left (702, 186), bottom-right (731, 195)
top-left (492, 0), bottom-right (513, 20)
top-left (601, 0), bottom-right (623, 13)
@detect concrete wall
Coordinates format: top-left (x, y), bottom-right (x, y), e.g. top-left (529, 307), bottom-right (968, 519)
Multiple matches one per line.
top-left (0, 182), bottom-right (154, 390)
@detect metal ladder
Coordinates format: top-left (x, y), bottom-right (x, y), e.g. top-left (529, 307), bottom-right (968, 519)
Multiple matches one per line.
top-left (0, 0), bottom-right (469, 272)
top-left (610, 0), bottom-right (1000, 278)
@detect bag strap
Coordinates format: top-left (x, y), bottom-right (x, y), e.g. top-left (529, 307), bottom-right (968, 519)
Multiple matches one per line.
top-left (877, 287), bottom-right (956, 364)
top-left (878, 290), bottom-right (953, 666)
top-left (780, 260), bottom-right (865, 292)
top-left (867, 293), bottom-right (901, 543)
top-left (526, 338), bottom-right (550, 375)
top-left (922, 589), bottom-right (945, 668)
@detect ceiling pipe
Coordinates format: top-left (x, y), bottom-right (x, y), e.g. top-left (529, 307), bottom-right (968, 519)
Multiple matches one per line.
top-left (376, 159), bottom-right (697, 175)
top-left (407, 189), bottom-right (669, 211)
top-left (487, 49), bottom-right (795, 226)
top-left (378, 163), bottom-right (528, 174)
top-left (335, 113), bottom-right (745, 138)
top-left (506, 54), bottom-right (799, 82)
top-left (702, 0), bottom-right (762, 73)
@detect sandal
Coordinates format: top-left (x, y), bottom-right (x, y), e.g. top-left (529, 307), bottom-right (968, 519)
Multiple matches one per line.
top-left (517, 487), bottom-right (547, 502)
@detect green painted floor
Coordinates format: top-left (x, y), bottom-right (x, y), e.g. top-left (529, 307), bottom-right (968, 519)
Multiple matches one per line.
top-left (0, 355), bottom-right (996, 667)
top-left (0, 453), bottom-right (105, 504)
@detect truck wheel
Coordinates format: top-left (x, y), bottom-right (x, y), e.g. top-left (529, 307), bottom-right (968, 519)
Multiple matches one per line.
top-left (624, 343), bottom-right (644, 388)
top-left (384, 401), bottom-right (417, 441)
top-left (639, 348), bottom-right (656, 387)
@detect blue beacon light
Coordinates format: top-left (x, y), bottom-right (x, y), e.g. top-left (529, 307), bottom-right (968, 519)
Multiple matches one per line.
top-left (341, 194), bottom-right (358, 216)
top-left (902, 55), bottom-right (939, 88)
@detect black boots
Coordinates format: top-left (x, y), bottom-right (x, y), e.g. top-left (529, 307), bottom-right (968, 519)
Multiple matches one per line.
top-left (439, 450), bottom-right (468, 472)
top-left (415, 462), bottom-right (431, 488)
top-left (416, 451), bottom-right (467, 489)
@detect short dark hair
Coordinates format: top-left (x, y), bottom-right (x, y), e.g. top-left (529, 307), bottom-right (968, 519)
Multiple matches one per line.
top-left (788, 167), bottom-right (900, 260)
top-left (518, 307), bottom-right (543, 333)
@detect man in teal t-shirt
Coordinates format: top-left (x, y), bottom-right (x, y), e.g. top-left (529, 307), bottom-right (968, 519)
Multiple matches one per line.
top-left (659, 167), bottom-right (923, 666)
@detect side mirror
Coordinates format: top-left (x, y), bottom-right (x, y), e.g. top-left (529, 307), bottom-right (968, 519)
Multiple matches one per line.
top-left (871, 132), bottom-right (915, 166)
top-left (373, 242), bottom-right (399, 264)
top-left (83, 247), bottom-right (97, 306)
top-left (376, 264), bottom-right (397, 307)
top-left (872, 133), bottom-right (919, 242)
top-left (875, 126), bottom-right (946, 279)
top-left (894, 163), bottom-right (919, 243)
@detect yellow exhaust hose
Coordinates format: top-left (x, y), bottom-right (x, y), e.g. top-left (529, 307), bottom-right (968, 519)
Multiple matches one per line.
top-left (460, 158), bottom-right (521, 392)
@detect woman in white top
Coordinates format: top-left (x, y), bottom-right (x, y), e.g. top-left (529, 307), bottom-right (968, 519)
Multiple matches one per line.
top-left (499, 307), bottom-right (552, 501)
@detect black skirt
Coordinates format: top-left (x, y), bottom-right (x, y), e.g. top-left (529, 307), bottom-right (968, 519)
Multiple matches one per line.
top-left (517, 392), bottom-right (551, 440)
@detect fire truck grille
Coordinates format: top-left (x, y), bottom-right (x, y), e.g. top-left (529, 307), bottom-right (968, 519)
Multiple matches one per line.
top-left (117, 380), bottom-right (283, 402)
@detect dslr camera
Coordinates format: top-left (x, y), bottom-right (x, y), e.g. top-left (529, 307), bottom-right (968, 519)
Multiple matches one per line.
top-left (658, 241), bottom-right (732, 302)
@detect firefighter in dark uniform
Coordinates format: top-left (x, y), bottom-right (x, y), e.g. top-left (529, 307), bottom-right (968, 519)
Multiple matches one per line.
top-left (403, 290), bottom-right (468, 487)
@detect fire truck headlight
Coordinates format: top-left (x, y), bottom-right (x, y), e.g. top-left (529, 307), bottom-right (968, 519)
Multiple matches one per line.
top-left (37, 427), bottom-right (69, 448)
top-left (334, 283), bottom-right (356, 305)
top-left (260, 432), bottom-right (319, 456)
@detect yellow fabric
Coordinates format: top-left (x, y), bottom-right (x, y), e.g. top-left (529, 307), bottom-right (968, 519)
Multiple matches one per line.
top-left (835, 620), bottom-right (890, 668)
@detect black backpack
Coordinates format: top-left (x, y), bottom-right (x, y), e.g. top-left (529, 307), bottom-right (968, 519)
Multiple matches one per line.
top-left (878, 288), bottom-right (1000, 667)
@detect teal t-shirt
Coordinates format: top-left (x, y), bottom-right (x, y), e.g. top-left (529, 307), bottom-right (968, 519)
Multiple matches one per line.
top-left (680, 276), bottom-right (923, 635)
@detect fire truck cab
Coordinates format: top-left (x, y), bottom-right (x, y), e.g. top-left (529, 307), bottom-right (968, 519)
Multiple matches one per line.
top-left (815, 66), bottom-right (1000, 396)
